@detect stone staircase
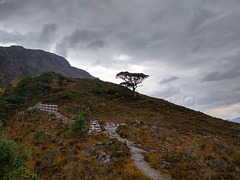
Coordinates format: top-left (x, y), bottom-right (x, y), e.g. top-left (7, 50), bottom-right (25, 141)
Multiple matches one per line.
top-left (88, 120), bottom-right (102, 135)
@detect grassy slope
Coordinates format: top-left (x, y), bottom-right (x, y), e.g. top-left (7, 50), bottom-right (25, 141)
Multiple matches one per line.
top-left (4, 78), bottom-right (240, 179)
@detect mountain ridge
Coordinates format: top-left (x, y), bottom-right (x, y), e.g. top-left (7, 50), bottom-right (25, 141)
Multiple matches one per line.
top-left (0, 45), bottom-right (94, 88)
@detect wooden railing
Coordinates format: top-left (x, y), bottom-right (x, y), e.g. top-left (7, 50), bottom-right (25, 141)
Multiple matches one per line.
top-left (39, 103), bottom-right (58, 113)
top-left (19, 102), bottom-right (58, 115)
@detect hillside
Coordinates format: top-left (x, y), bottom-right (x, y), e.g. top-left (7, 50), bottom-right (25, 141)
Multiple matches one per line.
top-left (2, 74), bottom-right (240, 179)
top-left (0, 46), bottom-right (94, 89)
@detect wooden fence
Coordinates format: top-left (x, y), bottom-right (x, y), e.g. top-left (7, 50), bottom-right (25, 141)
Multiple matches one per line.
top-left (39, 103), bottom-right (58, 113)
top-left (19, 102), bottom-right (58, 115)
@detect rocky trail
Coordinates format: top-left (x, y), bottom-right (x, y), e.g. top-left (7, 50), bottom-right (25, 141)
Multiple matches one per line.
top-left (104, 123), bottom-right (171, 180)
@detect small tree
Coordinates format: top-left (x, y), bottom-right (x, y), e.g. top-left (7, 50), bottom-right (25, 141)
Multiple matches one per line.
top-left (71, 108), bottom-right (91, 136)
top-left (116, 71), bottom-right (149, 98)
top-left (0, 121), bottom-right (37, 179)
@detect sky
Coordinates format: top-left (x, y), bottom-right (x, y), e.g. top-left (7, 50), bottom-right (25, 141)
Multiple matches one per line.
top-left (0, 0), bottom-right (240, 120)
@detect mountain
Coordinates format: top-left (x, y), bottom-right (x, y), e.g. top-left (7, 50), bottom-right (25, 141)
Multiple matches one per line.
top-left (0, 45), bottom-right (94, 88)
top-left (231, 117), bottom-right (240, 123)
top-left (2, 74), bottom-right (240, 179)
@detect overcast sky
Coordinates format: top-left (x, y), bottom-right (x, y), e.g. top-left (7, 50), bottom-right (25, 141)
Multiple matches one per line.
top-left (0, 0), bottom-right (240, 120)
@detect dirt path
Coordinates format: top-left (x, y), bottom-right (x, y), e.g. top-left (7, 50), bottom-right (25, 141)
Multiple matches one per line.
top-left (104, 123), bottom-right (171, 180)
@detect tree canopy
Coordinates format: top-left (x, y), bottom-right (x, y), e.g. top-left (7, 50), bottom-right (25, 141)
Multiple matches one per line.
top-left (116, 71), bottom-right (149, 98)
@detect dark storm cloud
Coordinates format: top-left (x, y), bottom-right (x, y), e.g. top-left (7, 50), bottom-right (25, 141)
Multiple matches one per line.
top-left (159, 76), bottom-right (178, 84)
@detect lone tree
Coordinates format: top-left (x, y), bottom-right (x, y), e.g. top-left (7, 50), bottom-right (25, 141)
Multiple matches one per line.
top-left (116, 71), bottom-right (149, 98)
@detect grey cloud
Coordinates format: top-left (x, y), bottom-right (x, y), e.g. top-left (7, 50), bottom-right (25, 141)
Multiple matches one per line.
top-left (198, 86), bottom-right (240, 108)
top-left (0, 30), bottom-right (37, 47)
top-left (159, 76), bottom-right (178, 84)
top-left (0, 30), bottom-right (24, 43)
top-left (0, 0), bottom-right (32, 21)
top-left (55, 43), bottom-right (67, 57)
top-left (55, 29), bottom-right (107, 55)
top-left (188, 8), bottom-right (217, 33)
top-left (68, 29), bottom-right (99, 48)
top-left (87, 39), bottom-right (105, 50)
top-left (155, 85), bottom-right (181, 98)
top-left (39, 23), bottom-right (58, 45)
top-left (0, 24), bottom-right (58, 49)
top-left (202, 65), bottom-right (240, 82)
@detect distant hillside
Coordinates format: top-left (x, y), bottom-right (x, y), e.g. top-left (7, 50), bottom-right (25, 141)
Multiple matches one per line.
top-left (231, 117), bottom-right (240, 123)
top-left (0, 45), bottom-right (94, 88)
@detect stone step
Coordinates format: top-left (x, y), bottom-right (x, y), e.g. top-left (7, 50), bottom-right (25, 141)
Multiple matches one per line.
top-left (88, 120), bottom-right (102, 135)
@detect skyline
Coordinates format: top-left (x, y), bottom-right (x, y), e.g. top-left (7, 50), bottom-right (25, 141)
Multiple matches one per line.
top-left (0, 0), bottom-right (240, 120)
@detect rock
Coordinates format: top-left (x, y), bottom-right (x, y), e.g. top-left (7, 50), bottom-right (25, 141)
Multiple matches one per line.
top-left (119, 122), bottom-right (127, 126)
top-left (102, 155), bottom-right (111, 163)
top-left (88, 120), bottom-right (102, 135)
top-left (96, 142), bottom-right (103, 146)
top-left (97, 150), bottom-right (111, 163)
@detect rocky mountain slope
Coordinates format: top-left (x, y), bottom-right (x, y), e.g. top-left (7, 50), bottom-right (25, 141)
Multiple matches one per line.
top-left (2, 74), bottom-right (240, 179)
top-left (0, 45), bottom-right (94, 88)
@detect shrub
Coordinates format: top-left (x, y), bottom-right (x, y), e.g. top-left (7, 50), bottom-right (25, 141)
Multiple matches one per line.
top-left (93, 80), bottom-right (103, 94)
top-left (67, 107), bottom-right (72, 112)
top-left (106, 86), bottom-right (118, 94)
top-left (14, 76), bottom-right (49, 102)
top-left (37, 71), bottom-right (57, 84)
top-left (88, 101), bottom-right (94, 111)
top-left (24, 123), bottom-right (33, 132)
top-left (4, 95), bottom-right (24, 104)
top-left (57, 73), bottom-right (65, 86)
top-left (71, 113), bottom-right (86, 136)
top-left (0, 121), bottom-right (36, 179)
top-left (30, 129), bottom-right (54, 144)
top-left (81, 107), bottom-right (91, 119)
top-left (53, 94), bottom-right (60, 101)
top-left (79, 89), bottom-right (88, 96)
top-left (6, 167), bottom-right (37, 180)
top-left (62, 91), bottom-right (72, 99)
top-left (40, 148), bottom-right (57, 167)
top-left (71, 108), bottom-right (91, 136)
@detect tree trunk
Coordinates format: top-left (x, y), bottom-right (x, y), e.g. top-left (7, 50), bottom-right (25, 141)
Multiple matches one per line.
top-left (133, 88), bottom-right (136, 99)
